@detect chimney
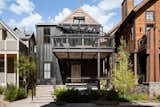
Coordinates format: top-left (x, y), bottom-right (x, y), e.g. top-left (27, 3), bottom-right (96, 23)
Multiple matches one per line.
top-left (122, 0), bottom-right (134, 20)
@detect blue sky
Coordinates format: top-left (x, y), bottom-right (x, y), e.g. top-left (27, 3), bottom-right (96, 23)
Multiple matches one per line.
top-left (0, 0), bottom-right (143, 32)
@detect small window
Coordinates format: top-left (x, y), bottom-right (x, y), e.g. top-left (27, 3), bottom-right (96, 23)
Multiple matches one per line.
top-left (44, 28), bottom-right (50, 35)
top-left (145, 11), bottom-right (155, 21)
top-left (2, 30), bottom-right (7, 40)
top-left (146, 24), bottom-right (154, 32)
top-left (0, 58), bottom-right (4, 72)
top-left (73, 17), bottom-right (85, 24)
top-left (140, 27), bottom-right (142, 32)
top-left (44, 63), bottom-right (51, 79)
top-left (44, 28), bottom-right (50, 43)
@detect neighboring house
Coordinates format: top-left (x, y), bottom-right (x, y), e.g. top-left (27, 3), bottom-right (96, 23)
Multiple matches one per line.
top-left (13, 27), bottom-right (36, 56)
top-left (111, 0), bottom-right (159, 97)
top-left (36, 8), bottom-right (114, 89)
top-left (0, 20), bottom-right (28, 87)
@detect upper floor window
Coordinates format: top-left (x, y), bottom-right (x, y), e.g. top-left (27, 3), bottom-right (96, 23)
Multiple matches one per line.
top-left (145, 11), bottom-right (155, 21)
top-left (44, 27), bottom-right (50, 35)
top-left (43, 28), bottom-right (50, 43)
top-left (145, 24), bottom-right (154, 32)
top-left (2, 30), bottom-right (7, 40)
top-left (73, 17), bottom-right (85, 24)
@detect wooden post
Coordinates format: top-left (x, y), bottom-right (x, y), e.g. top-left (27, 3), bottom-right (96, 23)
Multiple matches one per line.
top-left (155, 29), bottom-right (160, 81)
top-left (17, 53), bottom-right (19, 88)
top-left (97, 52), bottom-right (100, 89)
top-left (134, 53), bottom-right (138, 82)
top-left (4, 54), bottom-right (7, 87)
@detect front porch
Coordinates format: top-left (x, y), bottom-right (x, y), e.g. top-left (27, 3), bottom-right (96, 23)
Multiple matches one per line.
top-left (52, 33), bottom-right (115, 89)
top-left (0, 54), bottom-right (18, 86)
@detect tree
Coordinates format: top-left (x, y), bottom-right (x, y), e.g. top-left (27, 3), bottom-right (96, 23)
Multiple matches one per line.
top-left (17, 54), bottom-right (36, 100)
top-left (112, 37), bottom-right (136, 96)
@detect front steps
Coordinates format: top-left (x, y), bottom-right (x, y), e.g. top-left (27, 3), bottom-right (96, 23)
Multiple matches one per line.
top-left (34, 85), bottom-right (55, 103)
top-left (66, 83), bottom-right (98, 90)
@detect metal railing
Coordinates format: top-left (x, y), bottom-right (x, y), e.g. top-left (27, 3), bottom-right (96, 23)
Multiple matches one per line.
top-left (52, 34), bottom-right (114, 49)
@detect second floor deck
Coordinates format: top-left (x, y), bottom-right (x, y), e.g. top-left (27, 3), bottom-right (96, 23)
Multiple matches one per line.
top-left (52, 34), bottom-right (114, 53)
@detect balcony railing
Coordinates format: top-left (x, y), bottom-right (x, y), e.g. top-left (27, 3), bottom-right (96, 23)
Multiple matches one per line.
top-left (138, 35), bottom-right (147, 50)
top-left (0, 73), bottom-right (16, 85)
top-left (52, 34), bottom-right (114, 50)
top-left (0, 40), bottom-right (18, 51)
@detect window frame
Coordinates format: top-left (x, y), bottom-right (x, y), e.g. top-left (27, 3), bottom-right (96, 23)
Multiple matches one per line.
top-left (43, 27), bottom-right (51, 43)
top-left (73, 17), bottom-right (85, 24)
top-left (145, 11), bottom-right (155, 21)
top-left (44, 62), bottom-right (51, 79)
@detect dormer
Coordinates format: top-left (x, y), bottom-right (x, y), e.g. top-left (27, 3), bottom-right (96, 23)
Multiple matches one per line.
top-left (61, 8), bottom-right (98, 25)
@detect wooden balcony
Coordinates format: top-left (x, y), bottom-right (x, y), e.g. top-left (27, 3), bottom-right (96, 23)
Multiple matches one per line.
top-left (0, 40), bottom-right (18, 51)
top-left (52, 34), bottom-right (114, 59)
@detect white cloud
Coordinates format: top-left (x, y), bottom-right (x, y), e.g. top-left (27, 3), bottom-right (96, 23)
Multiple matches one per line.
top-left (134, 0), bottom-right (143, 6)
top-left (98, 0), bottom-right (122, 11)
top-left (10, 0), bottom-right (35, 15)
top-left (49, 2), bottom-right (118, 32)
top-left (82, 4), bottom-right (117, 31)
top-left (9, 13), bottom-right (43, 31)
top-left (49, 8), bottom-right (72, 24)
top-left (0, 0), bottom-right (6, 14)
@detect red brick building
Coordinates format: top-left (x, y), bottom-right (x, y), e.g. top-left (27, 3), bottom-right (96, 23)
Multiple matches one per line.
top-left (111, 0), bottom-right (160, 97)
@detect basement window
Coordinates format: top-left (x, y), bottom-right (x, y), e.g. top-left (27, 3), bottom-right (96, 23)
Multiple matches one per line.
top-left (73, 17), bottom-right (85, 24)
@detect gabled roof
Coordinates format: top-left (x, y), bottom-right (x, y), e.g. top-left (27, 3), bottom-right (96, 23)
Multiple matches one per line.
top-left (61, 8), bottom-right (99, 25)
top-left (0, 19), bottom-right (19, 41)
top-left (13, 27), bottom-right (36, 45)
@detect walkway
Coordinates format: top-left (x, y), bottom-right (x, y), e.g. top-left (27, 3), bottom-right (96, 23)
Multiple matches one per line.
top-left (0, 97), bottom-right (160, 107)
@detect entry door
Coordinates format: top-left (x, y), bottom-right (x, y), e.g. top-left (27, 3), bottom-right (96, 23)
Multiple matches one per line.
top-left (71, 64), bottom-right (81, 83)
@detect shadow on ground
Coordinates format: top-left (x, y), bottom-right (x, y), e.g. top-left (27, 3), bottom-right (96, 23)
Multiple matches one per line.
top-left (40, 102), bottom-right (154, 107)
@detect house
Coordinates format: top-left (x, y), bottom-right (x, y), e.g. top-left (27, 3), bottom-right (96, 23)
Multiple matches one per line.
top-left (0, 20), bottom-right (36, 88)
top-left (13, 27), bottom-right (36, 56)
top-left (112, 0), bottom-right (160, 97)
top-left (0, 20), bottom-right (28, 87)
top-left (36, 8), bottom-right (115, 90)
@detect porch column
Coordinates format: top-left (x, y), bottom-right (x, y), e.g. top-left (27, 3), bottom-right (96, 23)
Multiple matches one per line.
top-left (155, 29), bottom-right (160, 82)
top-left (4, 54), bottom-right (7, 87)
top-left (134, 53), bottom-right (138, 83)
top-left (97, 52), bottom-right (100, 89)
top-left (17, 53), bottom-right (19, 88)
top-left (112, 52), bottom-right (115, 79)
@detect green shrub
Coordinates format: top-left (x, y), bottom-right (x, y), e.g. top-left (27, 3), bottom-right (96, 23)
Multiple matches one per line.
top-left (53, 86), bottom-right (67, 97)
top-left (0, 86), bottom-right (4, 95)
top-left (54, 88), bottom-right (125, 103)
top-left (4, 85), bottom-right (17, 102)
top-left (16, 88), bottom-right (27, 100)
top-left (126, 93), bottom-right (149, 101)
top-left (4, 85), bottom-right (27, 102)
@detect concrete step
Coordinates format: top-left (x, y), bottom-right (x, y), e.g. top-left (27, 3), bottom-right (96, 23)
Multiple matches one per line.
top-left (35, 85), bottom-right (54, 103)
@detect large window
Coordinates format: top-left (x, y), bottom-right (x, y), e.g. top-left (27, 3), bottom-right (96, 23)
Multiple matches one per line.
top-left (44, 63), bottom-right (51, 79)
top-left (44, 28), bottom-right (50, 43)
top-left (73, 17), bottom-right (85, 24)
top-left (145, 11), bottom-right (155, 21)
